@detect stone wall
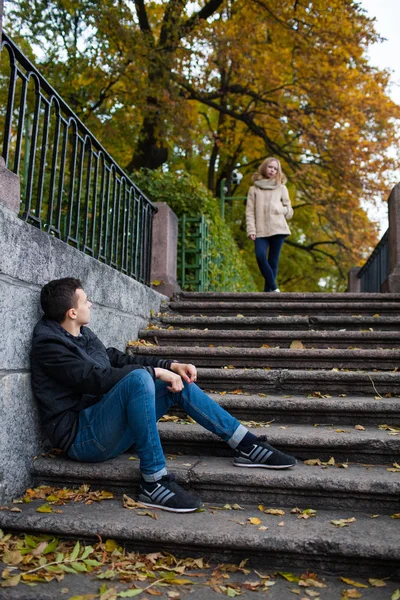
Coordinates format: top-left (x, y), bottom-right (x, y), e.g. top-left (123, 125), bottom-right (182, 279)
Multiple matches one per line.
top-left (0, 203), bottom-right (168, 502)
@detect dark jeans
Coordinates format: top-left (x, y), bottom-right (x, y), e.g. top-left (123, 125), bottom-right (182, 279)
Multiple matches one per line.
top-left (254, 234), bottom-right (287, 292)
top-left (67, 370), bottom-right (247, 482)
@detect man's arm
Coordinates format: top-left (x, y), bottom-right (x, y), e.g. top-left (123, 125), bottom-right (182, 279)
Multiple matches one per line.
top-left (107, 347), bottom-right (173, 371)
top-left (33, 338), bottom-right (154, 396)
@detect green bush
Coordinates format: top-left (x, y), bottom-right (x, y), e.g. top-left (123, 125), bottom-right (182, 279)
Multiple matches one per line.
top-left (133, 169), bottom-right (257, 292)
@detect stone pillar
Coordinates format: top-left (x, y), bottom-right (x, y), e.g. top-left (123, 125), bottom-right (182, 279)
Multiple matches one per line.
top-left (0, 157), bottom-right (21, 212)
top-left (150, 202), bottom-right (181, 298)
top-left (382, 183), bottom-right (400, 292)
top-left (347, 267), bottom-right (361, 293)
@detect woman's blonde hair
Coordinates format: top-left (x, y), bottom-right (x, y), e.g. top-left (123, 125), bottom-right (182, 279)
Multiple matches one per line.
top-left (252, 157), bottom-right (287, 185)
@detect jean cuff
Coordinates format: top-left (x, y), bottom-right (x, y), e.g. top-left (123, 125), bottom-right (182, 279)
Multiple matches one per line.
top-left (141, 467), bottom-right (168, 482)
top-left (227, 423), bottom-right (248, 449)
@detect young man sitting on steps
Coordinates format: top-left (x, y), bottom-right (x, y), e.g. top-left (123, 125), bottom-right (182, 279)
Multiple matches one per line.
top-left (31, 278), bottom-right (296, 513)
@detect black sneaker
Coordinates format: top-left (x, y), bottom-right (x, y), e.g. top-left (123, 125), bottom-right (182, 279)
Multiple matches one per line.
top-left (138, 474), bottom-right (203, 513)
top-left (234, 441), bottom-right (296, 469)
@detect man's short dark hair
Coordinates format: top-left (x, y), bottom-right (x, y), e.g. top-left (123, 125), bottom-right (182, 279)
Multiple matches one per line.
top-left (40, 278), bottom-right (83, 322)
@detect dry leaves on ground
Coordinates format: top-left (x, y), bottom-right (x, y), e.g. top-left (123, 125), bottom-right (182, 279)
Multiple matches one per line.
top-left (331, 517), bottom-right (356, 528)
top-left (258, 505), bottom-right (285, 516)
top-left (378, 424), bottom-right (400, 436)
top-left (303, 457), bottom-right (348, 469)
top-left (14, 485), bottom-right (114, 507)
top-left (290, 508), bottom-right (317, 520)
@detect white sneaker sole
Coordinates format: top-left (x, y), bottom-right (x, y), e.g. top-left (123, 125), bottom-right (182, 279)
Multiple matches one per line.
top-left (139, 500), bottom-right (201, 513)
top-left (233, 462), bottom-right (296, 469)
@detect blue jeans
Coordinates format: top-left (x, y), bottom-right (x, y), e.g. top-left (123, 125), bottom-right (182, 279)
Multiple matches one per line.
top-left (254, 234), bottom-right (287, 292)
top-left (68, 370), bottom-right (247, 482)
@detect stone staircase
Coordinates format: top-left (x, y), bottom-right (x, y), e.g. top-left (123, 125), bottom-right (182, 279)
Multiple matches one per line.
top-left (1, 292), bottom-right (400, 580)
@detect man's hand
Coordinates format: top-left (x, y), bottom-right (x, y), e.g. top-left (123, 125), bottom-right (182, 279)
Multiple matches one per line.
top-left (248, 234), bottom-right (256, 241)
top-left (154, 368), bottom-right (184, 392)
top-left (170, 362), bottom-right (197, 384)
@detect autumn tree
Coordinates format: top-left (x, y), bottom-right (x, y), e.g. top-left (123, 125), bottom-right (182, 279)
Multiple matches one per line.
top-left (3, 0), bottom-right (400, 289)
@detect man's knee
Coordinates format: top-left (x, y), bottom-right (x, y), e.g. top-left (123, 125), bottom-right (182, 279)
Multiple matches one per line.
top-left (123, 369), bottom-right (155, 395)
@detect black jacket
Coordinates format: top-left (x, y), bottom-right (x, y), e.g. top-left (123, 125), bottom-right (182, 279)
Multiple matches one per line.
top-left (30, 317), bottom-right (173, 452)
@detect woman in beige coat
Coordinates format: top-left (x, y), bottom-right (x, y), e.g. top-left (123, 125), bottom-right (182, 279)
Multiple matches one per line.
top-left (246, 157), bottom-right (293, 292)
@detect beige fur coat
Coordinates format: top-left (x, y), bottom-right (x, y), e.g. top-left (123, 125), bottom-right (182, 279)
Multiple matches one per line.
top-left (246, 179), bottom-right (293, 238)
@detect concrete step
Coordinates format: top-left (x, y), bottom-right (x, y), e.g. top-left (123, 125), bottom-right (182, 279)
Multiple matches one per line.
top-left (167, 300), bottom-right (400, 317)
top-left (195, 367), bottom-right (400, 395)
top-left (138, 328), bottom-right (400, 348)
top-left (157, 314), bottom-right (400, 331)
top-left (2, 560), bottom-right (399, 600)
top-left (0, 496), bottom-right (399, 576)
top-left (205, 393), bottom-right (400, 426)
top-left (128, 345), bottom-right (400, 370)
top-left (31, 454), bottom-right (400, 513)
top-left (156, 422), bottom-right (400, 464)
top-left (174, 291), bottom-right (400, 304)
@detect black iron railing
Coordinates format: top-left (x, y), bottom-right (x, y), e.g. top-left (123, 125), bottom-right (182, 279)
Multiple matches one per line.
top-left (358, 229), bottom-right (389, 292)
top-left (0, 32), bottom-right (157, 285)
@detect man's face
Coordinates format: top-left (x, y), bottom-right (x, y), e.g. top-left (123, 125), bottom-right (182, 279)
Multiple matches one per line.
top-left (74, 288), bottom-right (92, 326)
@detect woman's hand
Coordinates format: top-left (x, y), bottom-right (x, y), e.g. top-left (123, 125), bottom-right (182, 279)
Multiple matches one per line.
top-left (154, 368), bottom-right (184, 392)
top-left (248, 234), bottom-right (256, 241)
top-left (171, 362), bottom-right (197, 384)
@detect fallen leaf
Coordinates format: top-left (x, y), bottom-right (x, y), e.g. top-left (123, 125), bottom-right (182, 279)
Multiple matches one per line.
top-left (391, 513), bottom-right (400, 519)
top-left (331, 517), bottom-right (356, 527)
top-left (262, 508), bottom-right (285, 516)
top-left (304, 459), bottom-right (322, 466)
top-left (290, 340), bottom-right (305, 349)
top-left (277, 521), bottom-right (285, 526)
top-left (368, 578), bottom-right (386, 587)
top-left (340, 577), bottom-right (368, 588)
top-left (137, 510), bottom-right (158, 520)
top-left (0, 574), bottom-right (22, 588)
top-left (243, 581), bottom-right (261, 591)
top-left (297, 509), bottom-right (317, 520)
top-left (36, 504), bottom-right (53, 513)
top-left (391, 590), bottom-right (400, 600)
top-left (278, 572), bottom-right (300, 583)
top-left (354, 425), bottom-right (365, 431)
top-left (248, 517), bottom-right (262, 525)
top-left (298, 578), bottom-right (326, 588)
top-left (122, 495), bottom-right (146, 510)
top-left (342, 590), bottom-right (362, 599)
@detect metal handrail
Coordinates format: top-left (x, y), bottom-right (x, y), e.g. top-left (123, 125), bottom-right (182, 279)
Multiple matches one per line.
top-left (1, 32), bottom-right (157, 285)
top-left (358, 229), bottom-right (389, 292)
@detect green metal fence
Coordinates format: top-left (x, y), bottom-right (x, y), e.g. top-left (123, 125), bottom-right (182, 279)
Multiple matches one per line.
top-left (178, 215), bottom-right (209, 291)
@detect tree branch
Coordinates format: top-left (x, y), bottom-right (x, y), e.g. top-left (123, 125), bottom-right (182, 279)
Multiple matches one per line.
top-left (179, 0), bottom-right (225, 38)
top-left (134, 0), bottom-right (153, 40)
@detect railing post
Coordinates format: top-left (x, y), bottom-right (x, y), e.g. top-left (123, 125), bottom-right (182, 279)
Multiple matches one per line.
top-left (347, 267), bottom-right (361, 293)
top-left (0, 157), bottom-right (21, 212)
top-left (382, 183), bottom-right (400, 292)
top-left (150, 202), bottom-right (181, 298)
